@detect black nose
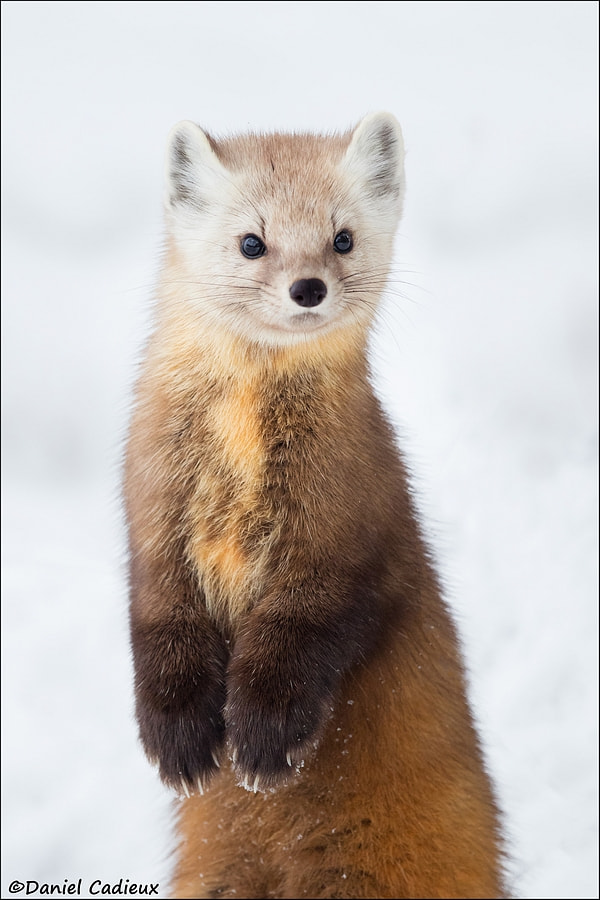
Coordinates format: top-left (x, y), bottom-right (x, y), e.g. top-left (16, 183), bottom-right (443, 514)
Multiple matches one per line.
top-left (289, 278), bottom-right (327, 308)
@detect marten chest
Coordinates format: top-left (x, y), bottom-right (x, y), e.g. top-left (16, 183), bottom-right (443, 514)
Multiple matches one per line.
top-left (184, 379), bottom-right (273, 626)
top-left (179, 364), bottom-right (348, 628)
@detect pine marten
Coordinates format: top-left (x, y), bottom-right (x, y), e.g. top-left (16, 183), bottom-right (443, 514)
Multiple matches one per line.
top-left (124, 112), bottom-right (506, 898)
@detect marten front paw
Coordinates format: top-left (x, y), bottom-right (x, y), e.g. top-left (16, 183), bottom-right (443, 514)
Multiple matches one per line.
top-left (225, 643), bottom-right (336, 792)
top-left (137, 687), bottom-right (226, 797)
top-left (132, 614), bottom-right (229, 796)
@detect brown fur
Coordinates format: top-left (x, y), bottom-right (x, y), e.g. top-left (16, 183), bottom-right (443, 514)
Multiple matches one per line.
top-left (124, 116), bottom-right (506, 898)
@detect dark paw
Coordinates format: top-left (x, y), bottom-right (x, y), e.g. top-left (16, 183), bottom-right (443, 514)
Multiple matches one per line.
top-left (225, 655), bottom-right (335, 791)
top-left (139, 701), bottom-right (225, 795)
top-left (131, 612), bottom-right (229, 795)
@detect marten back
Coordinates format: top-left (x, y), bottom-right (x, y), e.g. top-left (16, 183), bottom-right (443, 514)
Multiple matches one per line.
top-left (124, 113), bottom-right (506, 897)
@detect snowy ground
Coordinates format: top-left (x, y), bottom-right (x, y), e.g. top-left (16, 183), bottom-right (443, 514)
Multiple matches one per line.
top-left (1, 2), bottom-right (598, 898)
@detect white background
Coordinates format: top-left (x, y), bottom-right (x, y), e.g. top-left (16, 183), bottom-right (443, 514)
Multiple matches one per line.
top-left (1, 2), bottom-right (598, 897)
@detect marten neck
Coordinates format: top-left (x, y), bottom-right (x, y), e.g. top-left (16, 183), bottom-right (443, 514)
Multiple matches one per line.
top-left (153, 298), bottom-right (374, 406)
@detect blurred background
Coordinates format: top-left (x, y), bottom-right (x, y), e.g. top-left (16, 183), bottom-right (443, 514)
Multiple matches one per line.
top-left (1, 2), bottom-right (598, 897)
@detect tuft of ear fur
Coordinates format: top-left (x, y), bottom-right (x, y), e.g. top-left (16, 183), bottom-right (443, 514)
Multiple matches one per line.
top-left (164, 120), bottom-right (227, 212)
top-left (343, 112), bottom-right (405, 213)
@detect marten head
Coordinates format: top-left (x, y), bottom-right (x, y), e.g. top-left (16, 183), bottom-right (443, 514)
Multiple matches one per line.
top-left (162, 113), bottom-right (405, 350)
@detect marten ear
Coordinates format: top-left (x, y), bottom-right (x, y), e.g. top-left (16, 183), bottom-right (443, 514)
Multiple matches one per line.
top-left (164, 120), bottom-right (227, 212)
top-left (343, 112), bottom-right (405, 213)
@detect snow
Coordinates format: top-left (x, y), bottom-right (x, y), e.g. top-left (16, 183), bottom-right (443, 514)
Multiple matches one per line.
top-left (1, 2), bottom-right (597, 897)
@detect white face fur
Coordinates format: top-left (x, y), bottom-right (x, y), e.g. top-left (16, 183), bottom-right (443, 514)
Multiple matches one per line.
top-left (163, 113), bottom-right (405, 349)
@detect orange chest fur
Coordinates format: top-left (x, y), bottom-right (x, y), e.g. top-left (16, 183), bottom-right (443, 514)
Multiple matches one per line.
top-left (185, 378), bottom-right (270, 626)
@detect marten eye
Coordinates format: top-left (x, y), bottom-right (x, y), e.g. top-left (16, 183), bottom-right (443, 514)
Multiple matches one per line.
top-left (240, 234), bottom-right (266, 259)
top-left (333, 230), bottom-right (353, 254)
